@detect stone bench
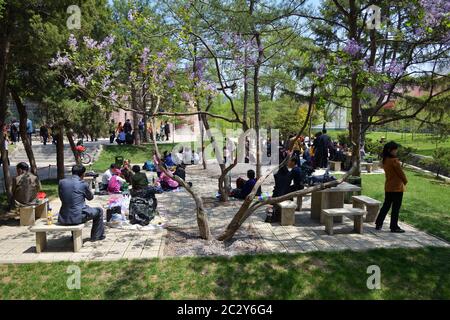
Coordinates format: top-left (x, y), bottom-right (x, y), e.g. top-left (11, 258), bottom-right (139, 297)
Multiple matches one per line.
top-left (322, 208), bottom-right (366, 235)
top-left (29, 219), bottom-right (85, 253)
top-left (329, 160), bottom-right (342, 172)
top-left (361, 162), bottom-right (374, 173)
top-left (275, 201), bottom-right (297, 226)
top-left (17, 200), bottom-right (48, 226)
top-left (352, 195), bottom-right (381, 223)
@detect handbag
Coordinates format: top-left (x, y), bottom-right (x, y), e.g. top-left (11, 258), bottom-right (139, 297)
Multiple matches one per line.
top-left (129, 197), bottom-right (156, 226)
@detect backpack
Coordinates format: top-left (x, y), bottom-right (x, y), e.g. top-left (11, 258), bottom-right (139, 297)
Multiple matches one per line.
top-left (129, 196), bottom-right (157, 226)
top-left (143, 160), bottom-right (155, 172)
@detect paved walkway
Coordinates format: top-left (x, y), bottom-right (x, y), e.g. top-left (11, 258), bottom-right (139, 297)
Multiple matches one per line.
top-left (0, 164), bottom-right (448, 264)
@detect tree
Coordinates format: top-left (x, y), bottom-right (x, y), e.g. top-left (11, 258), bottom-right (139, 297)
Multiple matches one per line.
top-left (422, 147), bottom-right (450, 178)
top-left (306, 0), bottom-right (450, 175)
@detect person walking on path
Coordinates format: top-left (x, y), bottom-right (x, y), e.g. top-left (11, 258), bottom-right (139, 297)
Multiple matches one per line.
top-left (26, 119), bottom-right (34, 145)
top-left (40, 124), bottom-right (49, 145)
top-left (375, 141), bottom-right (408, 233)
top-left (138, 118), bottom-right (145, 142)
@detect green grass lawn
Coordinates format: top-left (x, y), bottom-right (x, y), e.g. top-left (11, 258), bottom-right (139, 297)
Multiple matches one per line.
top-left (91, 143), bottom-right (176, 172)
top-left (328, 130), bottom-right (450, 156)
top-left (0, 247), bottom-right (448, 299)
top-left (359, 169), bottom-right (450, 242)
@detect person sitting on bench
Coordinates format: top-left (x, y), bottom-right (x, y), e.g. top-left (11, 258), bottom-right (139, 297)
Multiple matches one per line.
top-left (58, 165), bottom-right (105, 241)
top-left (231, 170), bottom-right (258, 200)
top-left (265, 164), bottom-right (292, 223)
top-left (12, 162), bottom-right (41, 206)
top-left (287, 157), bottom-right (305, 193)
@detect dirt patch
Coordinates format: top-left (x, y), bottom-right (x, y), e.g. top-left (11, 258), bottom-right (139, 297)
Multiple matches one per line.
top-left (163, 225), bottom-right (268, 257)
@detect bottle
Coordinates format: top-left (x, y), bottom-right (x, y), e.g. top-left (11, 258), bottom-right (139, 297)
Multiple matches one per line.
top-left (95, 181), bottom-right (100, 194)
top-left (258, 192), bottom-right (271, 202)
top-left (47, 208), bottom-right (53, 225)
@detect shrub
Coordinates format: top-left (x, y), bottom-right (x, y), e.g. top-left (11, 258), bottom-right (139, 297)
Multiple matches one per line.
top-left (420, 148), bottom-right (450, 178)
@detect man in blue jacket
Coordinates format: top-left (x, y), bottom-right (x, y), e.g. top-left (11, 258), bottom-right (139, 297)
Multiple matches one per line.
top-left (58, 165), bottom-right (105, 241)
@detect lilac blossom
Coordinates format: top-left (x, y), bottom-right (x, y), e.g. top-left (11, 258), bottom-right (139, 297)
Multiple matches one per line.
top-left (83, 36), bottom-right (98, 50)
top-left (49, 52), bottom-right (72, 67)
top-left (98, 35), bottom-right (115, 49)
top-left (181, 92), bottom-right (192, 102)
top-left (101, 76), bottom-right (112, 91)
top-left (167, 80), bottom-right (175, 88)
top-left (105, 51), bottom-right (113, 61)
top-left (315, 63), bottom-right (326, 78)
top-left (420, 0), bottom-right (450, 27)
top-left (343, 39), bottom-right (362, 57)
top-left (68, 34), bottom-right (78, 51)
top-left (127, 9), bottom-right (136, 21)
top-left (75, 75), bottom-right (87, 88)
top-left (141, 47), bottom-right (150, 71)
top-left (110, 91), bottom-right (119, 101)
top-left (386, 60), bottom-right (405, 76)
top-left (64, 79), bottom-right (73, 87)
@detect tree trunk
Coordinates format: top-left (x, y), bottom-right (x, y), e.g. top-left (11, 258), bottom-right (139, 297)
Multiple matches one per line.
top-left (150, 122), bottom-right (211, 239)
top-left (143, 113), bottom-right (149, 143)
top-left (0, 131), bottom-right (13, 208)
top-left (199, 114), bottom-right (207, 169)
top-left (56, 126), bottom-right (65, 180)
top-left (131, 85), bottom-right (140, 145)
top-left (10, 89), bottom-right (37, 175)
top-left (349, 0), bottom-right (362, 176)
top-left (0, 24), bottom-right (13, 208)
top-left (253, 32), bottom-right (263, 178)
top-left (142, 85), bottom-right (149, 143)
top-left (66, 129), bottom-right (80, 165)
top-left (200, 112), bottom-right (230, 202)
top-left (243, 67), bottom-right (249, 131)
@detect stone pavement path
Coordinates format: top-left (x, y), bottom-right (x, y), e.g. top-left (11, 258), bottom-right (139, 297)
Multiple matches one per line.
top-left (0, 191), bottom-right (166, 264)
top-left (0, 164), bottom-right (448, 264)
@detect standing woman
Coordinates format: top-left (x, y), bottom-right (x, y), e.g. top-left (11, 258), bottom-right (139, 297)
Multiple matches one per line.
top-left (375, 141), bottom-right (408, 233)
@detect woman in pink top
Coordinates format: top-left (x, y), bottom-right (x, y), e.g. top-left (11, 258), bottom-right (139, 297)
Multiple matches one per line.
top-left (107, 169), bottom-right (126, 193)
top-left (157, 171), bottom-right (178, 190)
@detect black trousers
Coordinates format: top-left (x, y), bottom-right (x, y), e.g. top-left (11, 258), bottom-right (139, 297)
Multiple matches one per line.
top-left (82, 207), bottom-right (105, 240)
top-left (376, 192), bottom-right (403, 230)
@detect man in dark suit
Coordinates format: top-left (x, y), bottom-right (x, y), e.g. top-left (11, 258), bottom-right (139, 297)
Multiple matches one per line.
top-left (315, 129), bottom-right (332, 168)
top-left (58, 165), bottom-right (105, 241)
top-left (287, 157), bottom-right (305, 193)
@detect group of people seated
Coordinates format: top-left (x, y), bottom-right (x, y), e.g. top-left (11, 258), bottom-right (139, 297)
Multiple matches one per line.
top-left (100, 152), bottom-right (187, 194)
top-left (229, 156), bottom-right (307, 223)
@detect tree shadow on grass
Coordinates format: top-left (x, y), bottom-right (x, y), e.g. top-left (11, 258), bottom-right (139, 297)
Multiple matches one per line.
top-left (185, 247), bottom-right (450, 300)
